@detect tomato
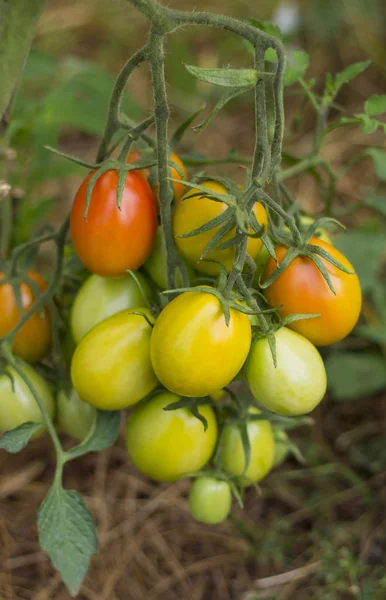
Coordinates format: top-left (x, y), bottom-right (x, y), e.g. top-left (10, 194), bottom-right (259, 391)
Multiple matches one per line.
top-left (127, 149), bottom-right (187, 203)
top-left (189, 477), bottom-right (231, 525)
top-left (125, 391), bottom-right (218, 482)
top-left (56, 388), bottom-right (96, 442)
top-left (71, 309), bottom-right (157, 410)
top-left (245, 327), bottom-right (327, 416)
top-left (143, 226), bottom-right (196, 290)
top-left (283, 216), bottom-right (332, 245)
top-left (252, 245), bottom-right (270, 288)
top-left (273, 428), bottom-right (290, 466)
top-left (70, 170), bottom-right (157, 277)
top-left (264, 238), bottom-right (362, 346)
top-left (0, 271), bottom-right (51, 364)
top-left (173, 181), bottom-right (268, 276)
top-left (70, 272), bottom-right (154, 344)
top-left (150, 289), bottom-right (252, 397)
top-left (0, 365), bottom-right (54, 434)
top-left (220, 407), bottom-right (274, 485)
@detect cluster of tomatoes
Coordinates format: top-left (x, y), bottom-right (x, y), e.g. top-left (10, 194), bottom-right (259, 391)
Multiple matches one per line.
top-left (0, 149), bottom-right (362, 525)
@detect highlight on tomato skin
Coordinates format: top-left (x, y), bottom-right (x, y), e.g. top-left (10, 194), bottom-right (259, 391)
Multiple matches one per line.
top-left (263, 238), bottom-right (362, 346)
top-left (0, 271), bottom-right (52, 364)
top-left (70, 169), bottom-right (157, 278)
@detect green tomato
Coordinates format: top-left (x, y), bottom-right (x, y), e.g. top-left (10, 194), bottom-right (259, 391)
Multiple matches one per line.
top-left (220, 408), bottom-right (275, 485)
top-left (253, 244), bottom-right (270, 288)
top-left (143, 226), bottom-right (196, 290)
top-left (0, 365), bottom-right (54, 434)
top-left (70, 272), bottom-right (154, 344)
top-left (245, 327), bottom-right (327, 416)
top-left (126, 391), bottom-right (218, 482)
top-left (273, 428), bottom-right (290, 466)
top-left (56, 388), bottom-right (96, 442)
top-left (189, 477), bottom-right (232, 525)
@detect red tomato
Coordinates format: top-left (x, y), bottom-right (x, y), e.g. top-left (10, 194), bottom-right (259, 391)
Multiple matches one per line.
top-left (70, 170), bottom-right (157, 278)
top-left (126, 148), bottom-right (151, 181)
top-left (263, 238), bottom-right (362, 346)
top-left (0, 271), bottom-right (51, 364)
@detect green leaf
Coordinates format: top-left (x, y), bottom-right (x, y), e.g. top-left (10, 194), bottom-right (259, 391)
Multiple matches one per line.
top-left (364, 148), bottom-right (386, 180)
top-left (356, 114), bottom-right (380, 134)
top-left (185, 65), bottom-right (259, 88)
top-left (38, 485), bottom-right (98, 596)
top-left (193, 86), bottom-right (252, 132)
top-left (65, 410), bottom-right (120, 461)
top-left (333, 60), bottom-right (371, 94)
top-left (364, 195), bottom-right (386, 217)
top-left (364, 94), bottom-right (386, 116)
top-left (285, 51), bottom-right (310, 86)
top-left (265, 47), bottom-right (278, 63)
top-left (170, 105), bottom-right (206, 146)
top-left (0, 422), bottom-right (43, 453)
top-left (247, 18), bottom-right (283, 40)
top-left (326, 352), bottom-right (386, 400)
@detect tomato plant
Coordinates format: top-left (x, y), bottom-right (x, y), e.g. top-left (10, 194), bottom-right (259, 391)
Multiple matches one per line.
top-left (0, 365), bottom-right (54, 434)
top-left (70, 169), bottom-right (157, 277)
top-left (173, 180), bottom-right (268, 275)
top-left (56, 388), bottom-right (96, 442)
top-left (263, 239), bottom-right (362, 346)
top-left (126, 391), bottom-right (218, 481)
top-left (127, 148), bottom-right (187, 203)
top-left (150, 289), bottom-right (252, 396)
top-left (70, 272), bottom-right (154, 343)
top-left (189, 477), bottom-right (232, 525)
top-left (220, 408), bottom-right (275, 485)
top-left (144, 226), bottom-right (195, 290)
top-left (71, 309), bottom-right (157, 410)
top-left (246, 327), bottom-right (327, 415)
top-left (0, 271), bottom-right (51, 364)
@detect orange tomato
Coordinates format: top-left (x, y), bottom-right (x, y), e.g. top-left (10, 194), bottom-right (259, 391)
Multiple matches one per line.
top-left (70, 169), bottom-right (157, 278)
top-left (126, 148), bottom-right (151, 181)
top-left (263, 238), bottom-right (362, 346)
top-left (0, 271), bottom-right (51, 363)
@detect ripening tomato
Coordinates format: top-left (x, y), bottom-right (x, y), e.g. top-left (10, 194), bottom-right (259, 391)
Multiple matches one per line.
top-left (143, 226), bottom-right (196, 290)
top-left (126, 391), bottom-right (218, 482)
top-left (70, 272), bottom-right (154, 344)
top-left (220, 407), bottom-right (275, 485)
top-left (70, 170), bottom-right (157, 277)
top-left (245, 327), bottom-right (327, 416)
top-left (189, 477), bottom-right (232, 525)
top-left (0, 365), bottom-right (54, 434)
top-left (56, 388), bottom-right (96, 442)
top-left (150, 289), bottom-right (252, 397)
top-left (127, 148), bottom-right (187, 203)
top-left (264, 238), bottom-right (362, 346)
top-left (71, 309), bottom-right (158, 410)
top-left (283, 215), bottom-right (333, 245)
top-left (0, 271), bottom-right (51, 364)
top-left (173, 181), bottom-right (268, 276)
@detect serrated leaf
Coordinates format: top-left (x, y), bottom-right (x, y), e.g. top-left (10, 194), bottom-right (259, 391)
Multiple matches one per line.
top-left (0, 422), bottom-right (43, 453)
top-left (185, 65), bottom-right (258, 88)
top-left (65, 410), bottom-right (120, 461)
top-left (334, 60), bottom-right (371, 94)
top-left (38, 485), bottom-right (98, 596)
top-left (285, 51), bottom-right (310, 86)
top-left (364, 148), bottom-right (386, 180)
top-left (326, 352), bottom-right (386, 400)
top-left (365, 94), bottom-right (386, 117)
top-left (194, 86), bottom-right (251, 132)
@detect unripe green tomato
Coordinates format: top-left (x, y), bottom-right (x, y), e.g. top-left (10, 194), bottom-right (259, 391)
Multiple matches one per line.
top-left (189, 477), bottom-right (232, 525)
top-left (56, 388), bottom-right (96, 442)
top-left (143, 226), bottom-right (196, 290)
top-left (273, 428), bottom-right (290, 466)
top-left (126, 391), bottom-right (218, 482)
top-left (245, 327), bottom-right (327, 416)
top-left (0, 365), bottom-right (54, 435)
top-left (70, 272), bottom-right (154, 344)
top-left (220, 408), bottom-right (275, 485)
top-left (253, 245), bottom-right (270, 288)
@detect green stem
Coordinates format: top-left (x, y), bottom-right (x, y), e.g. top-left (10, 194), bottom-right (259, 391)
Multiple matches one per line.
top-left (0, 195), bottom-right (12, 257)
top-left (279, 157), bottom-right (320, 181)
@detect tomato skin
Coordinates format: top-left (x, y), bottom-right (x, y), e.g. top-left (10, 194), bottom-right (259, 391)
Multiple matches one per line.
top-left (264, 238), bottom-right (362, 346)
top-left (150, 290), bottom-right (252, 397)
top-left (220, 408), bottom-right (274, 485)
top-left (126, 148), bottom-right (151, 181)
top-left (173, 181), bottom-right (268, 276)
top-left (0, 271), bottom-right (51, 364)
top-left (283, 216), bottom-right (332, 245)
top-left (70, 170), bottom-right (157, 278)
top-left (143, 226), bottom-right (196, 290)
top-left (56, 388), bottom-right (96, 442)
top-left (189, 477), bottom-right (231, 525)
top-left (0, 365), bottom-right (54, 434)
top-left (127, 149), bottom-right (187, 203)
top-left (126, 391), bottom-right (218, 482)
top-left (71, 309), bottom-right (158, 410)
top-left (70, 272), bottom-right (154, 344)
top-left (245, 327), bottom-right (327, 416)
